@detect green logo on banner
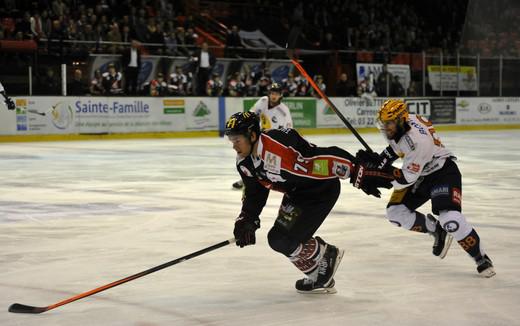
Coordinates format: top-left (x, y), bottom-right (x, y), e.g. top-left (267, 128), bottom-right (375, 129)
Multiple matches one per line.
top-left (312, 159), bottom-right (329, 176)
top-left (242, 98), bottom-right (316, 128)
top-left (194, 101), bottom-right (211, 117)
top-left (323, 105), bottom-right (335, 115)
top-left (164, 107), bottom-right (185, 114)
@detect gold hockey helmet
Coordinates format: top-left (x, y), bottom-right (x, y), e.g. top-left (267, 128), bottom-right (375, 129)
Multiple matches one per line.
top-left (377, 99), bottom-right (409, 125)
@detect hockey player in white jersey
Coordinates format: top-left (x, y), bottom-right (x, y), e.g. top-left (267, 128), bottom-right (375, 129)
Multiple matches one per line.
top-left (352, 99), bottom-right (495, 277)
top-left (0, 82), bottom-right (16, 111)
top-left (232, 82), bottom-right (293, 189)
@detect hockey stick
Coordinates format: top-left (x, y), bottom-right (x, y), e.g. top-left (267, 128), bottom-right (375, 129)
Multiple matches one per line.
top-left (290, 59), bottom-right (374, 153)
top-left (8, 238), bottom-right (235, 314)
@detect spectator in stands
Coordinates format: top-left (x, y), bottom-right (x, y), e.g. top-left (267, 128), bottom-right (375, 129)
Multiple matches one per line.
top-left (206, 73), bottom-right (223, 96)
top-left (376, 63), bottom-right (392, 96)
top-left (102, 63), bottom-right (123, 95)
top-left (150, 72), bottom-right (168, 96)
top-left (227, 72), bottom-right (245, 97)
top-left (311, 75), bottom-right (326, 97)
top-left (335, 72), bottom-right (357, 97)
top-left (106, 23), bottom-right (122, 54)
top-left (407, 80), bottom-right (419, 97)
top-left (357, 72), bottom-right (377, 98)
top-left (391, 75), bottom-right (405, 96)
top-left (90, 69), bottom-right (105, 95)
top-left (193, 42), bottom-right (216, 96)
top-left (282, 72), bottom-right (298, 97)
top-left (68, 69), bottom-right (87, 95)
top-left (164, 29), bottom-right (178, 55)
top-left (39, 67), bottom-right (60, 95)
top-left (122, 39), bottom-right (142, 95)
top-left (47, 19), bottom-right (67, 56)
top-left (256, 76), bottom-right (270, 97)
top-left (185, 27), bottom-right (198, 48)
top-left (169, 66), bottom-right (189, 95)
top-left (225, 25), bottom-right (242, 57)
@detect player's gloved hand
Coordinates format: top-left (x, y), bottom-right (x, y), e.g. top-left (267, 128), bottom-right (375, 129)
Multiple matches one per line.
top-left (233, 213), bottom-right (260, 248)
top-left (355, 149), bottom-right (382, 168)
top-left (5, 97), bottom-right (15, 110)
top-left (350, 163), bottom-right (394, 198)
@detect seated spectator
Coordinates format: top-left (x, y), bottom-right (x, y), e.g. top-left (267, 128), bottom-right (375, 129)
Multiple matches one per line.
top-left (256, 76), bottom-right (270, 96)
top-left (407, 80), bottom-right (419, 96)
top-left (102, 63), bottom-right (123, 95)
top-left (391, 75), bottom-right (405, 96)
top-left (335, 72), bottom-right (357, 97)
top-left (206, 73), bottom-right (223, 96)
top-left (169, 66), bottom-right (188, 95)
top-left (68, 69), bottom-right (87, 95)
top-left (376, 63), bottom-right (393, 96)
top-left (357, 73), bottom-right (377, 98)
top-left (227, 72), bottom-right (245, 97)
top-left (90, 69), bottom-right (105, 95)
top-left (282, 72), bottom-right (298, 97)
top-left (311, 75), bottom-right (326, 97)
top-left (150, 72), bottom-right (168, 96)
top-left (38, 67), bottom-right (60, 95)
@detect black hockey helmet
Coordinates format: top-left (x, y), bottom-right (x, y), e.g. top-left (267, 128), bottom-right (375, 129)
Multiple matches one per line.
top-left (225, 111), bottom-right (260, 137)
top-left (268, 82), bottom-right (283, 94)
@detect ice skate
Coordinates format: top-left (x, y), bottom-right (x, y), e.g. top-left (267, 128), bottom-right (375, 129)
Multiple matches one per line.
top-left (428, 214), bottom-right (452, 259)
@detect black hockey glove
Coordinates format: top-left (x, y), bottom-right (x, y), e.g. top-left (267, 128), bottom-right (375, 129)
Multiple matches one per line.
top-left (5, 97), bottom-right (15, 110)
top-left (355, 147), bottom-right (398, 170)
top-left (233, 213), bottom-right (260, 248)
top-left (350, 163), bottom-right (394, 198)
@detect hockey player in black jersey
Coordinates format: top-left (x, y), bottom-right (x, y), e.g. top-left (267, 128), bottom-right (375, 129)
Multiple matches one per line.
top-left (226, 111), bottom-right (363, 293)
top-left (0, 82), bottom-right (16, 111)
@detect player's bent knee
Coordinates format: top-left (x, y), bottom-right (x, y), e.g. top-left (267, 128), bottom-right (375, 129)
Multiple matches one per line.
top-left (438, 210), bottom-right (473, 241)
top-left (267, 226), bottom-right (299, 256)
top-left (386, 204), bottom-right (413, 228)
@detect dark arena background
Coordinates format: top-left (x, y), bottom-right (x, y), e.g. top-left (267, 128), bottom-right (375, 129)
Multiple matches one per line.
top-left (0, 1), bottom-right (519, 325)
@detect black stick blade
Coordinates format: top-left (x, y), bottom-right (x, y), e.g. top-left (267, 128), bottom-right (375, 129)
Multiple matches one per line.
top-left (8, 303), bottom-right (48, 314)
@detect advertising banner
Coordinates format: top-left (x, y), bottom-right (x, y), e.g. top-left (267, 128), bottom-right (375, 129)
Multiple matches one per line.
top-left (405, 98), bottom-right (456, 124)
top-left (242, 98), bottom-right (317, 128)
top-left (427, 66), bottom-right (478, 91)
top-left (356, 63), bottom-right (411, 90)
top-left (4, 96), bottom-right (219, 135)
top-left (456, 97), bottom-right (520, 124)
top-left (317, 97), bottom-right (385, 129)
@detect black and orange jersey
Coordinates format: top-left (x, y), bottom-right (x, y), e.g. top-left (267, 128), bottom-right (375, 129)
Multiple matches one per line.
top-left (236, 128), bottom-right (355, 220)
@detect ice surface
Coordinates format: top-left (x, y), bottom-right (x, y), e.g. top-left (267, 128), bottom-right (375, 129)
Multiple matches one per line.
top-left (1, 130), bottom-right (519, 326)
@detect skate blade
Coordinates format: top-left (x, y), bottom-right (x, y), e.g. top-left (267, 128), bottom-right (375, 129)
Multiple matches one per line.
top-left (297, 286), bottom-right (337, 294)
top-left (479, 266), bottom-right (496, 278)
top-left (438, 234), bottom-right (453, 259)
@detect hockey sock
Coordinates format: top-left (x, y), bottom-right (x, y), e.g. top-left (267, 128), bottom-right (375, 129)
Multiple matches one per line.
top-left (289, 237), bottom-right (326, 275)
top-left (438, 210), bottom-right (485, 259)
top-left (410, 212), bottom-right (437, 233)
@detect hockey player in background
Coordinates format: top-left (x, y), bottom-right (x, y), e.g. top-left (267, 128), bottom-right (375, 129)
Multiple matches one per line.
top-left (225, 111), bottom-right (360, 293)
top-left (0, 82), bottom-right (16, 111)
top-left (352, 99), bottom-right (495, 277)
top-left (232, 82), bottom-right (293, 189)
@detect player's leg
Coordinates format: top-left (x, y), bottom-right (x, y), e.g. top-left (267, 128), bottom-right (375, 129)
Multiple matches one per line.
top-left (432, 160), bottom-right (495, 277)
top-left (267, 179), bottom-right (344, 293)
top-left (386, 184), bottom-right (452, 258)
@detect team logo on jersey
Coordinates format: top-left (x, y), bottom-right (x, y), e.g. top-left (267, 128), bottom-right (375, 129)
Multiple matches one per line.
top-left (431, 185), bottom-right (449, 198)
top-left (264, 151), bottom-right (282, 174)
top-left (239, 165), bottom-right (253, 177)
top-left (406, 163), bottom-right (421, 173)
top-left (312, 159), bottom-right (329, 176)
top-left (332, 161), bottom-right (351, 179)
top-left (403, 135), bottom-right (416, 151)
top-left (452, 187), bottom-right (462, 205)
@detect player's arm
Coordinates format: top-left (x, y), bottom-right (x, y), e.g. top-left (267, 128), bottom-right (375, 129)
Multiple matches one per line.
top-left (0, 82), bottom-right (15, 110)
top-left (280, 103), bottom-right (293, 129)
top-left (233, 162), bottom-right (270, 248)
top-left (266, 129), bottom-right (355, 179)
